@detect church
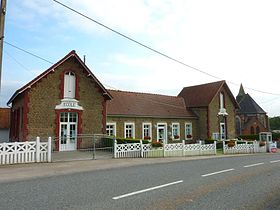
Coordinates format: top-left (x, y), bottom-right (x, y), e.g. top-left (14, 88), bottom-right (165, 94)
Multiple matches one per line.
top-left (235, 84), bottom-right (269, 135)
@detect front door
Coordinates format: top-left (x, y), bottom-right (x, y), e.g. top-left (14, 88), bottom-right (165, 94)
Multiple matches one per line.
top-left (59, 112), bottom-right (77, 151)
top-left (157, 124), bottom-right (167, 144)
top-left (220, 122), bottom-right (226, 140)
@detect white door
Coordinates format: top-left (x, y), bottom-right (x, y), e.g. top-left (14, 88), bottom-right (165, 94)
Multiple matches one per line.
top-left (59, 112), bottom-right (77, 151)
top-left (157, 124), bottom-right (167, 144)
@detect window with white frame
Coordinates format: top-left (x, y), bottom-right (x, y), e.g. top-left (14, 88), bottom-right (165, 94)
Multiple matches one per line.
top-left (106, 123), bottom-right (116, 136)
top-left (185, 123), bottom-right (192, 139)
top-left (124, 123), bottom-right (135, 138)
top-left (220, 92), bottom-right (224, 109)
top-left (142, 123), bottom-right (152, 141)
top-left (172, 123), bottom-right (180, 139)
top-left (64, 72), bottom-right (76, 98)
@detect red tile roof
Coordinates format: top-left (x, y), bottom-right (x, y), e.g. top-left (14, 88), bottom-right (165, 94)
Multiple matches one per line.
top-left (0, 108), bottom-right (10, 129)
top-left (178, 80), bottom-right (239, 108)
top-left (107, 90), bottom-right (197, 118)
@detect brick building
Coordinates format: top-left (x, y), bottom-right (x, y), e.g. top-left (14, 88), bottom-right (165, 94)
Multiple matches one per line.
top-left (178, 81), bottom-right (239, 140)
top-left (107, 90), bottom-right (198, 143)
top-left (0, 107), bottom-right (10, 142)
top-left (235, 84), bottom-right (269, 135)
top-left (7, 51), bottom-right (112, 151)
top-left (7, 51), bottom-right (240, 151)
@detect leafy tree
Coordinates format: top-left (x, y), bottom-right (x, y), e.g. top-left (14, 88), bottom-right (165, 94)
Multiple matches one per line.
top-left (269, 116), bottom-right (280, 130)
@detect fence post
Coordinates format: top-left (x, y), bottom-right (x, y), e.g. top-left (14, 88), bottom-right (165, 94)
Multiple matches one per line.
top-left (36, 137), bottom-right (40, 163)
top-left (163, 143), bottom-right (165, 157)
top-left (140, 140), bottom-right (143, 158)
top-left (2, 142), bottom-right (6, 164)
top-left (214, 141), bottom-right (217, 155)
top-left (114, 138), bottom-right (117, 158)
top-left (47, 137), bottom-right (52, 162)
top-left (199, 140), bottom-right (202, 155)
top-left (223, 141), bottom-right (225, 154)
top-left (182, 140), bottom-right (185, 157)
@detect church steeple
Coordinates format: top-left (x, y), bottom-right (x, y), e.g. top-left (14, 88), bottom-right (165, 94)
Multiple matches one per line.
top-left (236, 83), bottom-right (245, 102)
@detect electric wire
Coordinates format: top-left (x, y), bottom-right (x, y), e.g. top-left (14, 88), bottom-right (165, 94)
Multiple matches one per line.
top-left (4, 41), bottom-right (53, 64)
top-left (52, 0), bottom-right (280, 96)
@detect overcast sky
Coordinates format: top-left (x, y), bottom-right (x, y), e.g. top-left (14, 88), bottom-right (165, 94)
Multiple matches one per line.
top-left (1, 0), bottom-right (280, 116)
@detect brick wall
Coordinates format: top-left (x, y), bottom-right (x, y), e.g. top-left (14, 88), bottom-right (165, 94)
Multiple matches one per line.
top-left (107, 116), bottom-right (198, 141)
top-left (25, 57), bottom-right (105, 140)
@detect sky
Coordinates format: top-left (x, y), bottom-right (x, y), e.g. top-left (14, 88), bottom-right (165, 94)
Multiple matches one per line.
top-left (1, 0), bottom-right (280, 116)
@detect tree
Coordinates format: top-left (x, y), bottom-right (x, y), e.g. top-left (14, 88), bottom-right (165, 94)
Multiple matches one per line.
top-left (269, 116), bottom-right (280, 130)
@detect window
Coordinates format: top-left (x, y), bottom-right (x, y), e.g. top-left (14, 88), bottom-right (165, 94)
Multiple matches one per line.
top-left (142, 123), bottom-right (152, 140)
top-left (106, 123), bottom-right (116, 136)
top-left (64, 72), bottom-right (76, 98)
top-left (220, 92), bottom-right (225, 109)
top-left (172, 123), bottom-right (180, 139)
top-left (124, 123), bottom-right (135, 138)
top-left (185, 123), bottom-right (192, 139)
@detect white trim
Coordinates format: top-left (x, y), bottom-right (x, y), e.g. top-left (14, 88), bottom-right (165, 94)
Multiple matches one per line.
top-left (185, 122), bottom-right (193, 140)
top-left (171, 122), bottom-right (180, 139)
top-left (124, 122), bottom-right (135, 138)
top-left (106, 122), bottom-right (117, 136)
top-left (142, 122), bottom-right (152, 140)
top-left (157, 123), bottom-right (167, 144)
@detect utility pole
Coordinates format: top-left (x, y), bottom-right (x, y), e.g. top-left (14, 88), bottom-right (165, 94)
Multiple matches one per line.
top-left (0, 0), bottom-right (7, 93)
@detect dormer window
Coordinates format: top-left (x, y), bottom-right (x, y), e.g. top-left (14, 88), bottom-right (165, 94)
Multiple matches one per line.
top-left (64, 72), bottom-right (75, 98)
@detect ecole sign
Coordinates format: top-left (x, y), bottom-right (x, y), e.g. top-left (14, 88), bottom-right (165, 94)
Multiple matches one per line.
top-left (55, 98), bottom-right (83, 110)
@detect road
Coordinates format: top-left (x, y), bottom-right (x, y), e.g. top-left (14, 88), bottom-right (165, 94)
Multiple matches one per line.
top-left (0, 153), bottom-right (280, 209)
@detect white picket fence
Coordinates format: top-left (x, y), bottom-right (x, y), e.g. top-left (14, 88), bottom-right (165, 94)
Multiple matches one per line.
top-left (114, 140), bottom-right (216, 158)
top-left (223, 140), bottom-right (267, 154)
top-left (0, 137), bottom-right (52, 165)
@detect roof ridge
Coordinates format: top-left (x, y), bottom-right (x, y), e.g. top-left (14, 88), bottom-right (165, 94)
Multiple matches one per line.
top-left (108, 89), bottom-right (180, 98)
top-left (182, 80), bottom-right (225, 89)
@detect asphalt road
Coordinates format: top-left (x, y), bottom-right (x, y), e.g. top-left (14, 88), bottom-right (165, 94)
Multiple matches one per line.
top-left (1, 153), bottom-right (280, 210)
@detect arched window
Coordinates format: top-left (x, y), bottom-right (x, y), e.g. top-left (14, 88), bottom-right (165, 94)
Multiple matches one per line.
top-left (250, 126), bottom-right (255, 134)
top-left (220, 92), bottom-right (225, 109)
top-left (256, 126), bottom-right (260, 134)
top-left (235, 116), bottom-right (241, 136)
top-left (64, 72), bottom-right (75, 98)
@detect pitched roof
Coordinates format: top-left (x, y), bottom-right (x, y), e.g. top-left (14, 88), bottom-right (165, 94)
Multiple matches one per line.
top-left (107, 90), bottom-right (197, 118)
top-left (237, 94), bottom-right (266, 114)
top-left (178, 80), bottom-right (239, 108)
top-left (0, 108), bottom-right (10, 129)
top-left (7, 50), bottom-right (112, 105)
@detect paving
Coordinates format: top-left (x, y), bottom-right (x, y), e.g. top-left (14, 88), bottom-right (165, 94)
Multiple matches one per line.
top-left (0, 153), bottom-right (257, 183)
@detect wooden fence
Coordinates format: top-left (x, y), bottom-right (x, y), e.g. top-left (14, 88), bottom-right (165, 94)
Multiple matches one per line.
top-left (0, 137), bottom-right (52, 165)
top-left (114, 140), bottom-right (216, 158)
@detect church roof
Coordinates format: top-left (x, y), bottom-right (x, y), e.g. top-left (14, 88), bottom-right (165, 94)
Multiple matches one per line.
top-left (237, 93), bottom-right (266, 114)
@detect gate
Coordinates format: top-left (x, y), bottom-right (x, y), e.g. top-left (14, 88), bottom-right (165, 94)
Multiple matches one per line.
top-left (51, 134), bottom-right (114, 162)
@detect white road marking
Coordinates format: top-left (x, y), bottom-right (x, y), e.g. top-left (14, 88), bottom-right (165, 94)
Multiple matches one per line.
top-left (243, 162), bottom-right (264, 168)
top-left (201, 168), bottom-right (235, 177)
top-left (270, 160), bottom-right (280, 163)
top-left (112, 180), bottom-right (183, 200)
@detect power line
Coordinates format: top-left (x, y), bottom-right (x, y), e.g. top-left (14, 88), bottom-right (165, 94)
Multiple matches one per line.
top-left (4, 41), bottom-right (53, 64)
top-left (52, 0), bottom-right (280, 96)
top-left (52, 0), bottom-right (221, 81)
top-left (4, 50), bottom-right (36, 76)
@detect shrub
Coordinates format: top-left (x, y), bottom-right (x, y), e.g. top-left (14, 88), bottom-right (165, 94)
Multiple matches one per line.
top-left (151, 141), bottom-right (163, 148)
top-left (115, 138), bottom-right (149, 144)
top-left (259, 141), bottom-right (266, 147)
top-left (238, 135), bottom-right (259, 141)
top-left (227, 140), bottom-right (236, 147)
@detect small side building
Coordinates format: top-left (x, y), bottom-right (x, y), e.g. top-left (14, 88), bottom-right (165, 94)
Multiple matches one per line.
top-left (107, 90), bottom-right (198, 143)
top-left (0, 107), bottom-right (10, 142)
top-left (235, 84), bottom-right (269, 135)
